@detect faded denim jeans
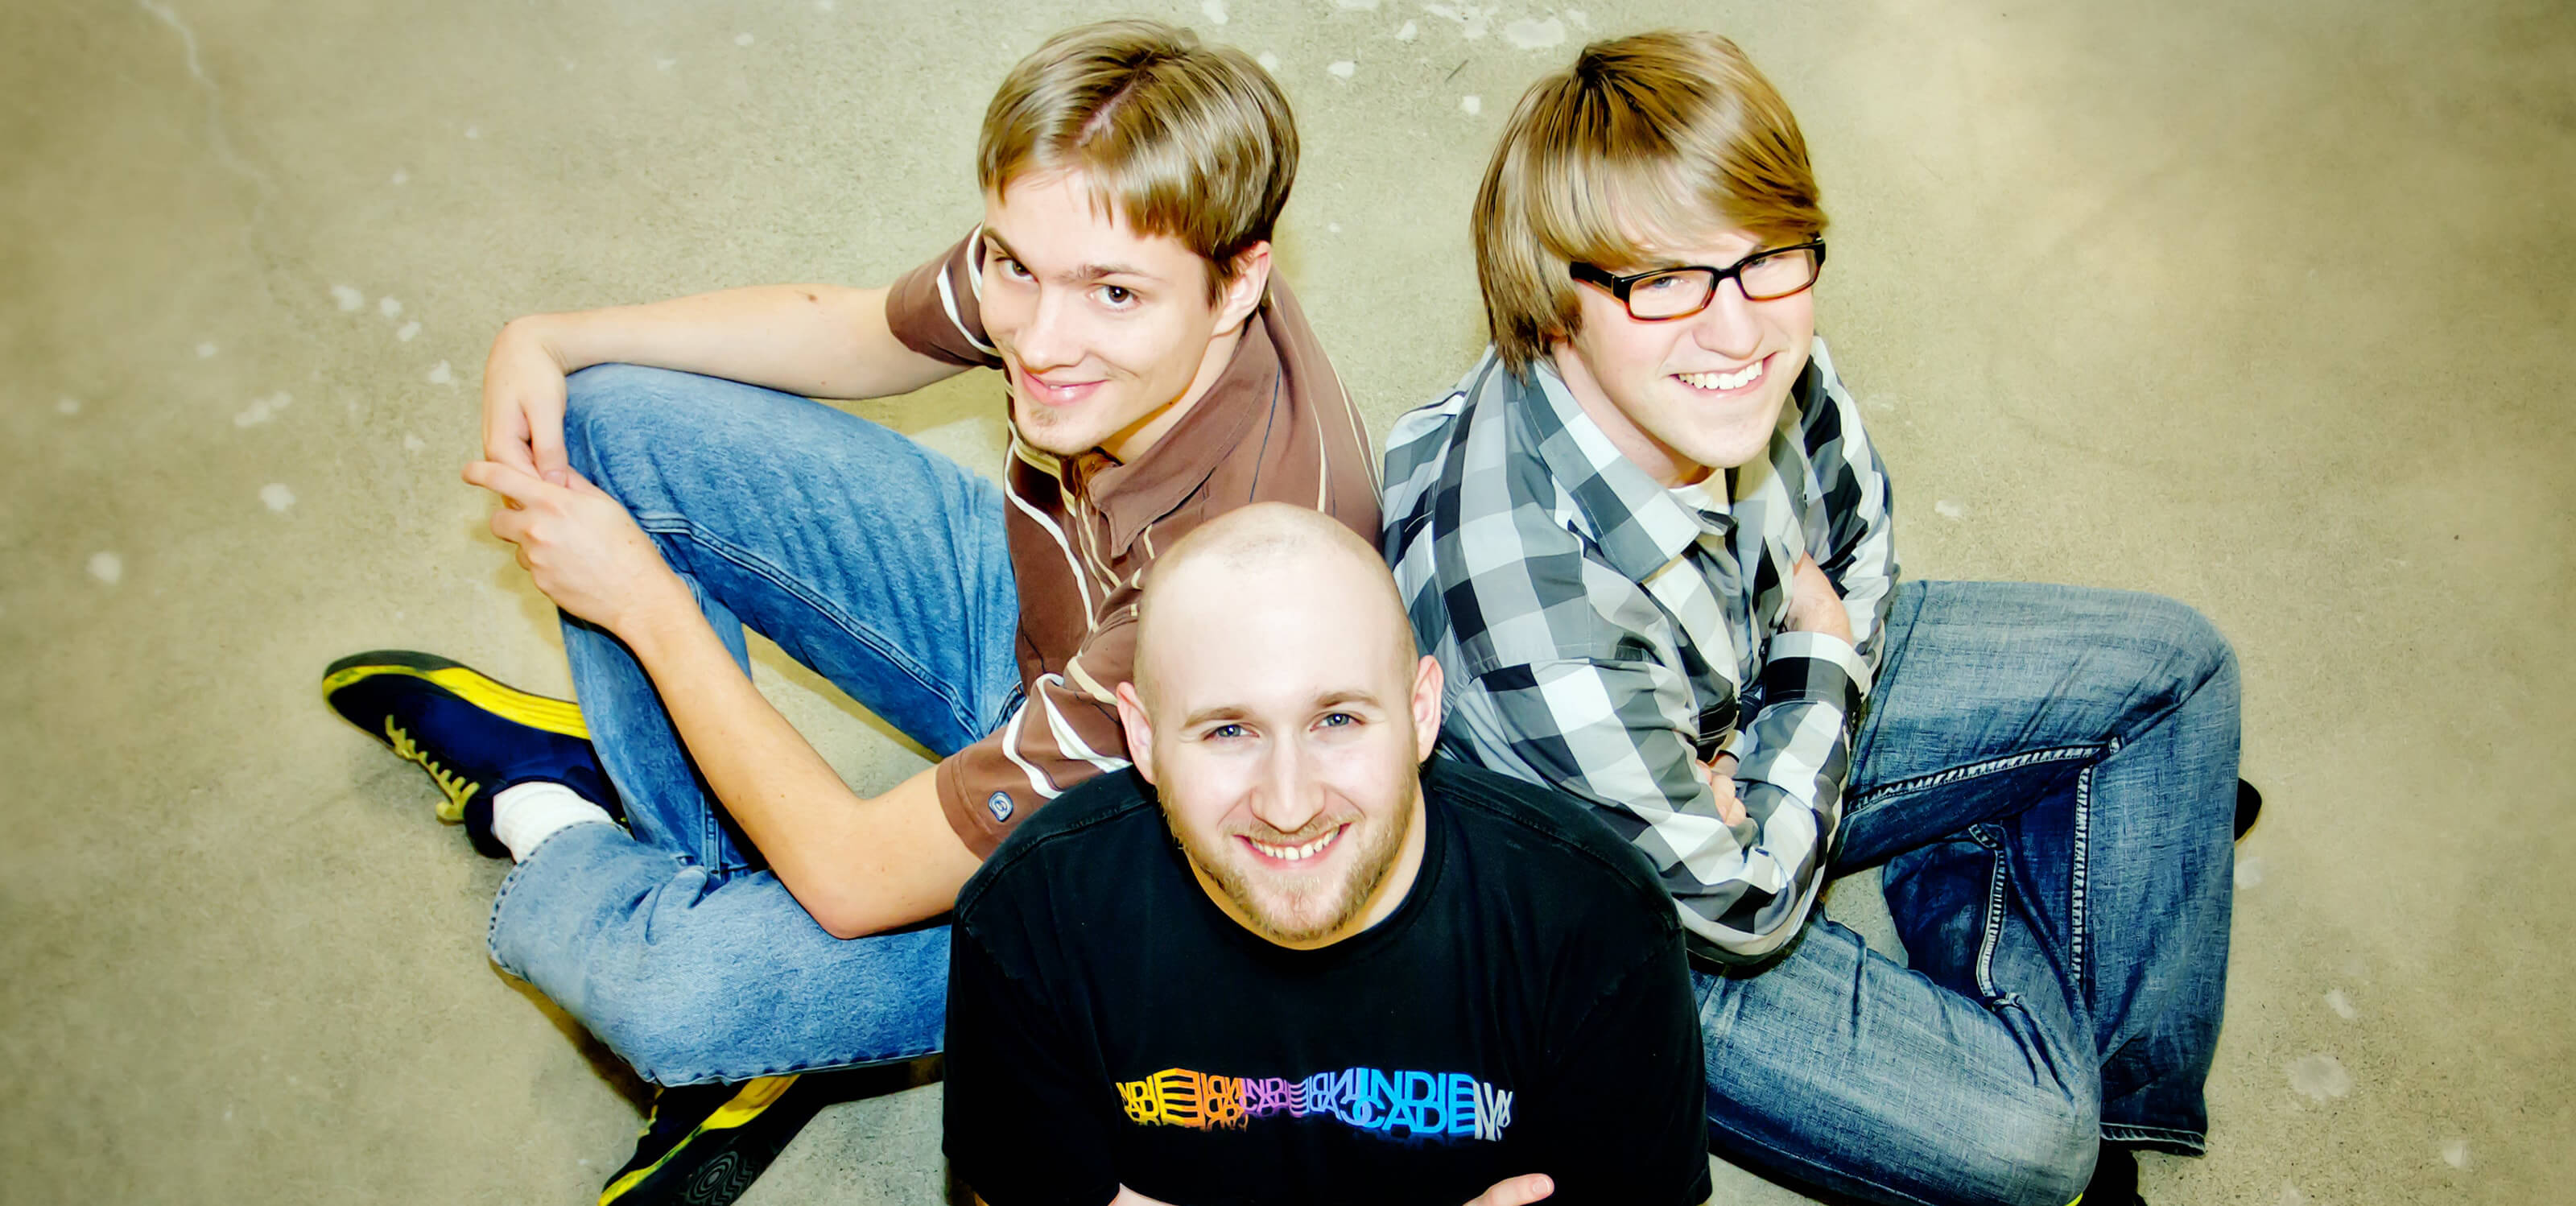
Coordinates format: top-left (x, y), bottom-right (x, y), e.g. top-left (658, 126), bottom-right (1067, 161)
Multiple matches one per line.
top-left (485, 365), bottom-right (1024, 1086)
top-left (1698, 580), bottom-right (2240, 1206)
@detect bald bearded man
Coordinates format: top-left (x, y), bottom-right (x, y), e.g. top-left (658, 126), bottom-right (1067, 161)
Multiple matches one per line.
top-left (940, 503), bottom-right (1711, 1206)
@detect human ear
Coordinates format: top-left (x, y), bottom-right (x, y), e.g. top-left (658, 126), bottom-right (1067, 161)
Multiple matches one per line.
top-left (1115, 681), bottom-right (1159, 785)
top-left (1215, 241), bottom-right (1273, 332)
top-left (1408, 655), bottom-right (1445, 763)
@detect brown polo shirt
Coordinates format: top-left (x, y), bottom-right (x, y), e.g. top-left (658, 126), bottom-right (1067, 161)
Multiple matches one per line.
top-left (887, 230), bottom-right (1380, 856)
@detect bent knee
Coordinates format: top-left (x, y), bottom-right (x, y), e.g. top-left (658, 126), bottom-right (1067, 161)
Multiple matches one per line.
top-left (559, 364), bottom-right (788, 510)
top-left (571, 956), bottom-right (732, 1084)
top-left (2118, 593), bottom-right (2238, 706)
top-left (560, 364), bottom-right (700, 468)
top-left (1975, 1093), bottom-right (2101, 1206)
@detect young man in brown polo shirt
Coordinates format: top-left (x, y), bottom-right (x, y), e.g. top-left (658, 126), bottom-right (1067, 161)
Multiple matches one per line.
top-left (319, 21), bottom-right (1374, 1205)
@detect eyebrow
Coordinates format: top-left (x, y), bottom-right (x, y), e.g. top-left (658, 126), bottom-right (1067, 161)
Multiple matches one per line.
top-left (981, 230), bottom-right (1167, 286)
top-left (1634, 243), bottom-right (1779, 273)
top-left (1178, 690), bottom-right (1387, 729)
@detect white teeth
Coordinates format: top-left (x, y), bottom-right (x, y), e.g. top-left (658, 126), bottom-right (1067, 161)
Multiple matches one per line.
top-left (1250, 830), bottom-right (1337, 861)
top-left (1679, 362), bottom-right (1762, 391)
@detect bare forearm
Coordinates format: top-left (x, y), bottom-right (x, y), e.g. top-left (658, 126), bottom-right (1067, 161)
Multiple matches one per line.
top-left (620, 598), bottom-right (981, 936)
top-left (514, 284), bottom-right (960, 401)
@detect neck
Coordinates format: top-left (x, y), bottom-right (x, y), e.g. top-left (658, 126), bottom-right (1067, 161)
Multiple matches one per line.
top-left (1545, 342), bottom-right (1713, 488)
top-left (1100, 316), bottom-right (1252, 464)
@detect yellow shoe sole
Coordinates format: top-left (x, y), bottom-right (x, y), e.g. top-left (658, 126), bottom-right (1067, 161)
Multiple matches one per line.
top-left (598, 1075), bottom-right (802, 1204)
top-left (321, 650), bottom-right (588, 738)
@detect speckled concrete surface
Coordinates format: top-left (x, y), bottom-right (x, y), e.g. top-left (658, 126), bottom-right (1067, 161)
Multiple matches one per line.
top-left (3, 1), bottom-right (2570, 1203)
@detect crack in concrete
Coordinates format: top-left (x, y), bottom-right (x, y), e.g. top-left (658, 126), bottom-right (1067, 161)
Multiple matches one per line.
top-left (137, 0), bottom-right (275, 219)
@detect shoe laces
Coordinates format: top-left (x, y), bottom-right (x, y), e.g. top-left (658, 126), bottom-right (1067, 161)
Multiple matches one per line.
top-left (386, 718), bottom-right (479, 821)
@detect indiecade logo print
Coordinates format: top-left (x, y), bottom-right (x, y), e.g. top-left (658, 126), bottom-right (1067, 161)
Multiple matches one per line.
top-left (1115, 1066), bottom-right (1514, 1142)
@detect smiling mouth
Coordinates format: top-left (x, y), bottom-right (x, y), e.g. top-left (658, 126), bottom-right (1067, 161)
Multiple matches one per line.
top-left (1675, 356), bottom-right (1767, 394)
top-left (1014, 367), bottom-right (1105, 407)
top-left (1242, 824), bottom-right (1344, 864)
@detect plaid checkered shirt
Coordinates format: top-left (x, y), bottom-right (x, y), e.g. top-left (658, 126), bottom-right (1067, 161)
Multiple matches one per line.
top-left (1382, 337), bottom-right (1899, 964)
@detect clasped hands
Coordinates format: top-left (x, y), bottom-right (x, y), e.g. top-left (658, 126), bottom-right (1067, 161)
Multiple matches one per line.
top-left (462, 459), bottom-right (686, 638)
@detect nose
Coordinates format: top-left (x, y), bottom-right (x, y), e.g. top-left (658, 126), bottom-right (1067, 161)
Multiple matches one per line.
top-left (1012, 285), bottom-right (1082, 373)
top-left (1688, 277), bottom-right (1765, 360)
top-left (1247, 735), bottom-right (1327, 836)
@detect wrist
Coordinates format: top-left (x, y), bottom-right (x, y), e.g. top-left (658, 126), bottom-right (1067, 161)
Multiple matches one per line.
top-left (505, 312), bottom-right (588, 374)
top-left (608, 572), bottom-right (701, 655)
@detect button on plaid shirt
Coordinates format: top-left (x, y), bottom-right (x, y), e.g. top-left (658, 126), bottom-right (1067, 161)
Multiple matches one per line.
top-left (1382, 337), bottom-right (1899, 964)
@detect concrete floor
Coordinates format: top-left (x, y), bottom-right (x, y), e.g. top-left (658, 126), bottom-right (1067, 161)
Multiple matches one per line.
top-left (4, 0), bottom-right (2570, 1202)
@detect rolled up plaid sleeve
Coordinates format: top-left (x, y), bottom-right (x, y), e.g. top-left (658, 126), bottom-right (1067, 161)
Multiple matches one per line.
top-left (1797, 338), bottom-right (1901, 669)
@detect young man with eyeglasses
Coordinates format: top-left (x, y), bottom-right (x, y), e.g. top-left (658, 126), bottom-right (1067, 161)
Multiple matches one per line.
top-left (1383, 31), bottom-right (2247, 1206)
top-left (319, 21), bottom-right (1374, 1206)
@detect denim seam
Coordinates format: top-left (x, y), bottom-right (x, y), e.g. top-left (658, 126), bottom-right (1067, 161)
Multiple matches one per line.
top-left (629, 512), bottom-right (993, 746)
top-left (484, 847), bottom-right (539, 974)
top-left (1969, 824), bottom-right (2010, 1001)
top-left (2101, 1121), bottom-right (2207, 1154)
top-left (1851, 742), bottom-right (2101, 809)
top-left (2070, 737), bottom-right (2116, 990)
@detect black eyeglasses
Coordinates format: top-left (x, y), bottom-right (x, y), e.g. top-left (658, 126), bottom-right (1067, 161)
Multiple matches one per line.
top-left (1569, 241), bottom-right (1827, 320)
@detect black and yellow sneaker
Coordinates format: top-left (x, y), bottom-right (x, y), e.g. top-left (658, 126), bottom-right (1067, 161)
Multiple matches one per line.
top-left (321, 650), bottom-right (620, 855)
top-left (599, 1075), bottom-right (825, 1206)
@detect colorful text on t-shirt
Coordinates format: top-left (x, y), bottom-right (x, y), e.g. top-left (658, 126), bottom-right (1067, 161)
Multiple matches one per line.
top-left (1115, 1066), bottom-right (1514, 1142)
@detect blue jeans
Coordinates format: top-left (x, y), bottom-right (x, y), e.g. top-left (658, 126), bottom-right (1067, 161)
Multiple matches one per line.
top-left (484, 365), bottom-right (1023, 1086)
top-left (1697, 580), bottom-right (2239, 1206)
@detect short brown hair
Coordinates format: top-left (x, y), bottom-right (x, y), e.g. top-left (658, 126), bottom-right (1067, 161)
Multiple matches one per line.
top-left (1474, 31), bottom-right (1827, 374)
top-left (979, 20), bottom-right (1298, 301)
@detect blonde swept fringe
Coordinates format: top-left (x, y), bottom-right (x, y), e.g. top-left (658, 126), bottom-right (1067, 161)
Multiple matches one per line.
top-left (979, 20), bottom-right (1297, 301)
top-left (1475, 31), bottom-right (1827, 374)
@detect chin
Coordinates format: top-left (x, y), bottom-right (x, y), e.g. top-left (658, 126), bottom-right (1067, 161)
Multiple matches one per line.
top-left (1242, 894), bottom-right (1351, 945)
top-left (1678, 429), bottom-right (1776, 473)
top-left (1224, 860), bottom-right (1361, 942)
top-left (1010, 407), bottom-right (1100, 457)
top-left (1686, 401), bottom-right (1795, 471)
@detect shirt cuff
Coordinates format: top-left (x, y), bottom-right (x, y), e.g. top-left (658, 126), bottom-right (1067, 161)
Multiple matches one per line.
top-left (934, 754), bottom-right (1013, 861)
top-left (1759, 630), bottom-right (1872, 712)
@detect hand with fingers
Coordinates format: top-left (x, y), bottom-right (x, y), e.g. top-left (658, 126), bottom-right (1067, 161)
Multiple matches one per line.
top-left (463, 459), bottom-right (690, 637)
top-left (1461, 1174), bottom-right (1554, 1206)
top-left (479, 319), bottom-right (577, 485)
top-left (1695, 752), bottom-right (1746, 827)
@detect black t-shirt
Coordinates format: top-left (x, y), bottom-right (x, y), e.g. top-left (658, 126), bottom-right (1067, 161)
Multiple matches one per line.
top-left (944, 758), bottom-right (1711, 1206)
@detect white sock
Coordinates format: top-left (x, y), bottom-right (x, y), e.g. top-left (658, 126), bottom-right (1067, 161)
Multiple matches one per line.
top-left (490, 781), bottom-right (616, 862)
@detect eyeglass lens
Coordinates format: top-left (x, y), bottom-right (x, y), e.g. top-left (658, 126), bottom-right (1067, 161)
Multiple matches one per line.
top-left (1629, 247), bottom-right (1818, 318)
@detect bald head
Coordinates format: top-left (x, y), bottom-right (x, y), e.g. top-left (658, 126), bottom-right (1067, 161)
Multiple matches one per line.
top-left (1117, 503), bottom-right (1443, 949)
top-left (1133, 503), bottom-right (1415, 705)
